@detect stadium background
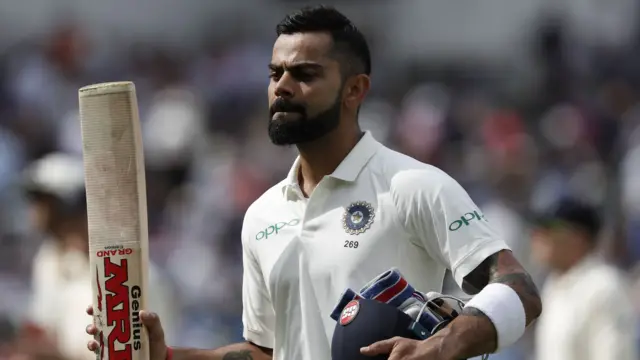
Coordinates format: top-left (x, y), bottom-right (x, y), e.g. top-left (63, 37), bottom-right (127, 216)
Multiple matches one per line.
top-left (0, 1), bottom-right (639, 359)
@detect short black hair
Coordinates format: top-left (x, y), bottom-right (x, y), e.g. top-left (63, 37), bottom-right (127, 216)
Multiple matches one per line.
top-left (536, 198), bottom-right (602, 242)
top-left (276, 5), bottom-right (371, 77)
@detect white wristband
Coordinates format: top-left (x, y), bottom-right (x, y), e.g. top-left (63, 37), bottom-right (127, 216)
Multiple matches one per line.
top-left (464, 283), bottom-right (526, 351)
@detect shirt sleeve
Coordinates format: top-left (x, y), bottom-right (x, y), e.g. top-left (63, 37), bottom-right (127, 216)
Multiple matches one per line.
top-left (391, 168), bottom-right (510, 287)
top-left (241, 220), bottom-right (276, 348)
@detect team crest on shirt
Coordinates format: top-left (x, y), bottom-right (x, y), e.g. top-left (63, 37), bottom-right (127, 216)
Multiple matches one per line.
top-left (339, 300), bottom-right (360, 326)
top-left (342, 201), bottom-right (375, 235)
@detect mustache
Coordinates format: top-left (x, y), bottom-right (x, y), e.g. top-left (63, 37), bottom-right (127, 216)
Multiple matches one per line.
top-left (270, 98), bottom-right (306, 116)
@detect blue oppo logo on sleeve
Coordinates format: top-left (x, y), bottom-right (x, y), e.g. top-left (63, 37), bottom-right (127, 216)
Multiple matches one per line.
top-left (448, 211), bottom-right (486, 231)
top-left (255, 218), bottom-right (300, 240)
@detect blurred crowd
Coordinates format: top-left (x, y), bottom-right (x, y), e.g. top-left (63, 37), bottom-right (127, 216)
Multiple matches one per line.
top-left (0, 3), bottom-right (639, 360)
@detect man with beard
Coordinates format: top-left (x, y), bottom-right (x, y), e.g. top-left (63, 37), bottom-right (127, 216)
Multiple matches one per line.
top-left (85, 5), bottom-right (541, 360)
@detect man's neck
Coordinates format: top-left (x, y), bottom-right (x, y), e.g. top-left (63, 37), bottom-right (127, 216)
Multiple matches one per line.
top-left (554, 249), bottom-right (593, 275)
top-left (296, 126), bottom-right (363, 197)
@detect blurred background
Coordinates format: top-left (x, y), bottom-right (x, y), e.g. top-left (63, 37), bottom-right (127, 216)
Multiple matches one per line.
top-left (0, 0), bottom-right (639, 359)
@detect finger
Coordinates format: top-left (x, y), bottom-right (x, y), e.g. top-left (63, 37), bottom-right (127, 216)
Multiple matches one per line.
top-left (360, 338), bottom-right (398, 355)
top-left (87, 340), bottom-right (99, 352)
top-left (86, 324), bottom-right (98, 336)
top-left (86, 305), bottom-right (94, 316)
top-left (140, 311), bottom-right (165, 342)
top-left (388, 345), bottom-right (413, 360)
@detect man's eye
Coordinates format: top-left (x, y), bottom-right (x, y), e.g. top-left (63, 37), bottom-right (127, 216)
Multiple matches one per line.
top-left (295, 73), bottom-right (315, 82)
top-left (269, 72), bottom-right (281, 80)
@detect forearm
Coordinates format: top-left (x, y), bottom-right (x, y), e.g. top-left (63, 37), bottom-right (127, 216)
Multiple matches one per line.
top-left (172, 342), bottom-right (273, 360)
top-left (439, 250), bottom-right (542, 358)
top-left (434, 293), bottom-right (534, 359)
top-left (431, 312), bottom-right (496, 358)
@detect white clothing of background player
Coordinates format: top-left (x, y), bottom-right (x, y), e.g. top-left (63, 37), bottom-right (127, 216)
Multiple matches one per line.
top-left (85, 5), bottom-right (542, 360)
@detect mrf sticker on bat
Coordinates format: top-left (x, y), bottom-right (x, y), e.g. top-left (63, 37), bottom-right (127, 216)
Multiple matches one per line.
top-left (93, 246), bottom-right (144, 360)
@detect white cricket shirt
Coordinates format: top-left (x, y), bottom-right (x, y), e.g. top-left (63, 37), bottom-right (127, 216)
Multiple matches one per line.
top-left (535, 255), bottom-right (639, 360)
top-left (241, 131), bottom-right (510, 360)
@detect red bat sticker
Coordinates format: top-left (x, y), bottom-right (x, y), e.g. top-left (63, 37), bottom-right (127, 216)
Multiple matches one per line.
top-left (96, 267), bottom-right (105, 360)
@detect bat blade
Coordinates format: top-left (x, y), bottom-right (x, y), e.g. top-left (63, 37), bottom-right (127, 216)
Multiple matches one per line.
top-left (79, 81), bottom-right (150, 360)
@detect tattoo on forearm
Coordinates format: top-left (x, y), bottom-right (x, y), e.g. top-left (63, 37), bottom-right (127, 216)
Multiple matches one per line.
top-left (222, 351), bottom-right (253, 360)
top-left (460, 306), bottom-right (488, 318)
top-left (493, 272), bottom-right (540, 301)
top-left (462, 250), bottom-right (542, 324)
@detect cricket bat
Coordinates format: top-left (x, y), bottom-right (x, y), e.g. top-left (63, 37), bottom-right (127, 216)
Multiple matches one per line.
top-left (78, 81), bottom-right (150, 360)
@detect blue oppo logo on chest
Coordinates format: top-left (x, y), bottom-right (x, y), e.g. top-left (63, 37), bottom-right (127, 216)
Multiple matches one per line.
top-left (255, 218), bottom-right (300, 240)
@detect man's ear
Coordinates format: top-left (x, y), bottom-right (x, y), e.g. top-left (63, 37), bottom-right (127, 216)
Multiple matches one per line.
top-left (342, 74), bottom-right (370, 111)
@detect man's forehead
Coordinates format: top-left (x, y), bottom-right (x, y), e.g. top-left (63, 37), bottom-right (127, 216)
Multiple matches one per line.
top-left (271, 32), bottom-right (335, 67)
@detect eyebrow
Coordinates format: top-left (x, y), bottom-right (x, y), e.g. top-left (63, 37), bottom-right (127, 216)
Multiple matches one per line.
top-left (268, 61), bottom-right (324, 71)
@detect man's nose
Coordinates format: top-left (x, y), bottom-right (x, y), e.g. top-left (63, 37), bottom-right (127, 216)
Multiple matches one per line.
top-left (274, 72), bottom-right (295, 99)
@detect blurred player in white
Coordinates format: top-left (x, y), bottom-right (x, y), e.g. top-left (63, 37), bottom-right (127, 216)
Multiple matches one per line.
top-left (23, 153), bottom-right (179, 360)
top-left (86, 5), bottom-right (542, 360)
top-left (531, 199), bottom-right (638, 360)
top-left (24, 152), bottom-right (93, 360)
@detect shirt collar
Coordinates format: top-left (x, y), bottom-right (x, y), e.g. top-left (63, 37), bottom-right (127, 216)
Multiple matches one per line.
top-left (281, 131), bottom-right (382, 196)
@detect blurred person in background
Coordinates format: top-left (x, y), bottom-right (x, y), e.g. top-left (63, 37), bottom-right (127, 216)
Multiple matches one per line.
top-left (21, 152), bottom-right (179, 360)
top-left (531, 198), bottom-right (638, 360)
top-left (21, 152), bottom-right (92, 360)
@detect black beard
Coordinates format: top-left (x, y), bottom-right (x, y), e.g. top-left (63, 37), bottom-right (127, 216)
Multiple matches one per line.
top-left (268, 96), bottom-right (341, 146)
